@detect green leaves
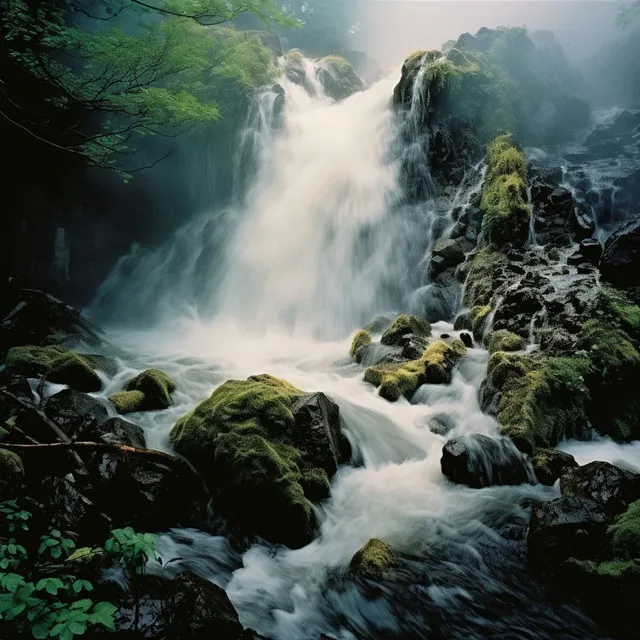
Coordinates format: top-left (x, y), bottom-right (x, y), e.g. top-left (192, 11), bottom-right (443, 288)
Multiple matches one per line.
top-left (38, 530), bottom-right (75, 560)
top-left (0, 500), bottom-right (31, 534)
top-left (105, 527), bottom-right (157, 574)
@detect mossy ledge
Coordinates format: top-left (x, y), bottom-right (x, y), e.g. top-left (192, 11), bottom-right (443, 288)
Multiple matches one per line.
top-left (480, 134), bottom-right (529, 248)
top-left (108, 368), bottom-right (176, 414)
top-left (170, 374), bottom-right (343, 548)
top-left (4, 345), bottom-right (102, 392)
top-left (364, 339), bottom-right (466, 402)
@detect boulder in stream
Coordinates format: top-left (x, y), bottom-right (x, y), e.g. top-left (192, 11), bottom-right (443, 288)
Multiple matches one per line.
top-left (600, 215), bottom-right (640, 288)
top-left (109, 368), bottom-right (176, 414)
top-left (440, 433), bottom-right (534, 488)
top-left (350, 538), bottom-right (397, 581)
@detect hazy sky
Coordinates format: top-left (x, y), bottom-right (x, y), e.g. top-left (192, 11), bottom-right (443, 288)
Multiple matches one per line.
top-left (353, 1), bottom-right (622, 69)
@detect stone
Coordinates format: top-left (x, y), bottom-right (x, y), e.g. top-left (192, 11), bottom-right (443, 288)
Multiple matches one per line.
top-left (579, 237), bottom-right (603, 264)
top-left (82, 416), bottom-right (146, 448)
top-left (531, 449), bottom-right (578, 486)
top-left (459, 332), bottom-right (473, 348)
top-left (45, 389), bottom-right (110, 438)
top-left (600, 216), bottom-right (640, 287)
top-left (350, 538), bottom-right (396, 580)
top-left (380, 314), bottom-right (431, 348)
top-left (560, 461), bottom-right (640, 515)
top-left (440, 434), bottom-right (534, 488)
top-left (109, 369), bottom-right (176, 414)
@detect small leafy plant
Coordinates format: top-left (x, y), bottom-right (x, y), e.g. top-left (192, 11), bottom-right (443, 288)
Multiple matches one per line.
top-left (0, 500), bottom-right (158, 639)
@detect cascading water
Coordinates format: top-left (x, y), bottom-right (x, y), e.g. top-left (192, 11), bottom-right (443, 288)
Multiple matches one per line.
top-left (86, 55), bottom-right (616, 640)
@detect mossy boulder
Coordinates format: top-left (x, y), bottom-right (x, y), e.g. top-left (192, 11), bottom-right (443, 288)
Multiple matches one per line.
top-left (531, 448), bottom-right (578, 486)
top-left (5, 345), bottom-right (102, 392)
top-left (364, 339), bottom-right (466, 402)
top-left (349, 330), bottom-right (372, 359)
top-left (380, 314), bottom-right (431, 348)
top-left (480, 135), bottom-right (530, 248)
top-left (471, 305), bottom-right (491, 341)
top-left (463, 248), bottom-right (507, 308)
top-left (170, 375), bottom-right (348, 547)
top-left (109, 369), bottom-right (176, 415)
top-left (486, 329), bottom-right (525, 354)
top-left (608, 500), bottom-right (640, 558)
top-left (316, 55), bottom-right (363, 100)
top-left (0, 448), bottom-right (24, 488)
top-left (350, 538), bottom-right (396, 580)
top-left (480, 352), bottom-right (591, 450)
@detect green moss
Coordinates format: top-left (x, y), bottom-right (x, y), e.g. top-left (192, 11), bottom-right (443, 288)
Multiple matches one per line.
top-left (0, 448), bottom-right (24, 484)
top-left (463, 248), bottom-right (506, 308)
top-left (124, 368), bottom-right (176, 409)
top-left (364, 340), bottom-right (466, 402)
top-left (350, 538), bottom-right (396, 580)
top-left (471, 305), bottom-right (491, 340)
top-left (319, 55), bottom-right (351, 71)
top-left (597, 560), bottom-right (639, 578)
top-left (300, 467), bottom-right (331, 501)
top-left (108, 390), bottom-right (147, 415)
top-left (480, 135), bottom-right (529, 248)
top-left (487, 352), bottom-right (591, 448)
top-left (486, 329), bottom-right (525, 354)
top-left (608, 500), bottom-right (640, 559)
top-left (170, 374), bottom-right (327, 547)
top-left (5, 345), bottom-right (102, 392)
top-left (380, 314), bottom-right (431, 347)
top-left (350, 330), bottom-right (372, 358)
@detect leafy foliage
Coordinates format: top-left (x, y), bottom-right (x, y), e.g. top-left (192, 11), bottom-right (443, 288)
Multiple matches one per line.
top-left (0, 500), bottom-right (157, 638)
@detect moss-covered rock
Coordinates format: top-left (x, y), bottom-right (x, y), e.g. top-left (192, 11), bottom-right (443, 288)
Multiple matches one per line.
top-left (0, 448), bottom-right (24, 486)
top-left (350, 538), bottom-right (396, 580)
top-left (608, 500), bottom-right (640, 558)
top-left (480, 135), bottom-right (529, 248)
top-left (480, 352), bottom-right (591, 449)
top-left (471, 305), bottom-right (491, 340)
top-left (380, 314), bottom-right (431, 347)
top-left (486, 329), bottom-right (525, 354)
top-left (108, 369), bottom-right (176, 415)
top-left (531, 448), bottom-right (578, 486)
top-left (349, 330), bottom-right (372, 359)
top-left (170, 375), bottom-right (345, 547)
top-left (463, 249), bottom-right (507, 308)
top-left (364, 339), bottom-right (466, 402)
top-left (316, 55), bottom-right (363, 100)
top-left (4, 345), bottom-right (102, 392)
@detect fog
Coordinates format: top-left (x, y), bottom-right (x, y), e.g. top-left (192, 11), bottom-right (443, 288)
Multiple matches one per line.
top-left (353, 0), bottom-right (621, 71)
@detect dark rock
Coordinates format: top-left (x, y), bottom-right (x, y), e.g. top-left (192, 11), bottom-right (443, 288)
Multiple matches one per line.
top-left (600, 216), bottom-right (640, 287)
top-left (459, 332), bottom-right (473, 348)
top-left (160, 571), bottom-right (247, 640)
top-left (292, 392), bottom-right (351, 476)
top-left (528, 497), bottom-right (611, 570)
top-left (316, 57), bottom-right (363, 101)
top-left (0, 286), bottom-right (103, 357)
top-left (430, 238), bottom-right (465, 276)
top-left (453, 310), bottom-right (472, 331)
top-left (44, 389), bottom-right (110, 438)
top-left (569, 202), bottom-right (596, 240)
top-left (576, 263), bottom-right (595, 274)
top-left (83, 416), bottom-right (145, 448)
top-left (579, 237), bottom-right (603, 264)
top-left (560, 461), bottom-right (640, 515)
top-left (531, 449), bottom-right (579, 486)
top-left (440, 434), bottom-right (534, 488)
top-left (401, 335), bottom-right (429, 360)
top-left (567, 252), bottom-right (584, 266)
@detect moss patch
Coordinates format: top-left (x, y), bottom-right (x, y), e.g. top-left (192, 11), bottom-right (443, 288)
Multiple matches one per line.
top-left (170, 374), bottom-right (329, 547)
top-left (608, 500), bottom-right (640, 559)
top-left (463, 248), bottom-right (507, 308)
top-left (0, 448), bottom-right (24, 484)
top-left (486, 352), bottom-right (591, 448)
top-left (350, 330), bottom-right (372, 358)
top-left (480, 134), bottom-right (529, 248)
top-left (108, 368), bottom-right (176, 415)
top-left (109, 390), bottom-right (147, 415)
top-left (487, 329), bottom-right (525, 354)
top-left (364, 339), bottom-right (466, 402)
top-left (471, 305), bottom-right (491, 340)
top-left (5, 345), bottom-right (102, 392)
top-left (350, 538), bottom-right (396, 580)
top-left (380, 314), bottom-right (431, 347)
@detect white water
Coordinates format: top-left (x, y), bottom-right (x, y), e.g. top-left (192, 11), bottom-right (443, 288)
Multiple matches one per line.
top-left (88, 57), bottom-right (614, 639)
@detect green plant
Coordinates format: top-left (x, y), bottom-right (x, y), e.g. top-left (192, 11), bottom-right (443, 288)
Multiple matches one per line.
top-left (104, 528), bottom-right (157, 575)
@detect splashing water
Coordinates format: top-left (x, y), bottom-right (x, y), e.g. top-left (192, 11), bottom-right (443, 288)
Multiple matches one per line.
top-left (89, 56), bottom-right (611, 639)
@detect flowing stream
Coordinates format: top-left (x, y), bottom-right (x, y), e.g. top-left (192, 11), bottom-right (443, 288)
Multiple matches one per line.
top-left (86, 57), bottom-right (628, 639)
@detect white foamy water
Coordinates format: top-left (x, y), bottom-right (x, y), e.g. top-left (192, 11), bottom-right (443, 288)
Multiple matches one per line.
top-left (88, 56), bottom-right (615, 639)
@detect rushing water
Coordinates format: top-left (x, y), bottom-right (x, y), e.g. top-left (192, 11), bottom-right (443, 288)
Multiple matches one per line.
top-left (86, 57), bottom-right (620, 639)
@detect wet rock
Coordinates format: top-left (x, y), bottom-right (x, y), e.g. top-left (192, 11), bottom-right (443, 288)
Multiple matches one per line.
top-left (528, 496), bottom-right (611, 571)
top-left (354, 342), bottom-right (404, 367)
top-left (566, 252), bottom-right (584, 266)
top-left (159, 571), bottom-right (249, 640)
top-left (453, 310), bottom-right (473, 331)
top-left (600, 215), bottom-right (640, 287)
top-left (427, 414), bottom-right (455, 436)
top-left (350, 538), bottom-right (396, 580)
top-left (0, 286), bottom-right (103, 357)
top-left (316, 56), bottom-right (363, 100)
top-left (486, 329), bottom-right (525, 354)
top-left (569, 202), bottom-right (596, 240)
top-left (560, 461), bottom-right (640, 515)
top-left (291, 392), bottom-right (351, 476)
top-left (109, 368), bottom-right (176, 414)
top-left (579, 238), bottom-right (602, 264)
top-left (82, 416), bottom-right (145, 448)
top-left (401, 335), bottom-right (429, 360)
top-left (430, 238), bottom-right (465, 276)
top-left (350, 330), bottom-right (372, 359)
top-left (459, 332), bottom-right (473, 348)
top-left (380, 314), bottom-right (431, 348)
top-left (45, 389), bottom-right (110, 438)
top-left (440, 434), bottom-right (534, 488)
top-left (531, 449), bottom-right (578, 486)
top-left (576, 263), bottom-right (596, 274)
